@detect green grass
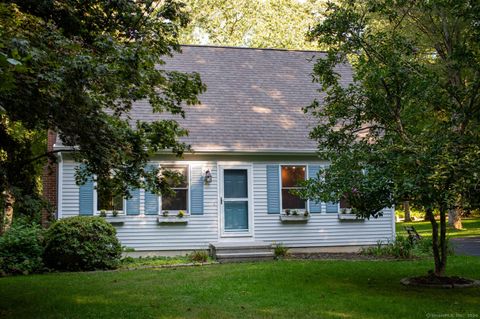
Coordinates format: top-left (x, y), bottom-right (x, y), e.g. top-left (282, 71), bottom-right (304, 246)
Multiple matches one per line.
top-left (119, 255), bottom-right (213, 269)
top-left (396, 218), bottom-right (480, 238)
top-left (1, 257), bottom-right (479, 319)
top-left (120, 256), bottom-right (191, 268)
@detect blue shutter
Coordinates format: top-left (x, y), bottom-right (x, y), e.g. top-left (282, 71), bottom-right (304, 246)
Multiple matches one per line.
top-left (190, 165), bottom-right (204, 215)
top-left (126, 188), bottom-right (140, 215)
top-left (308, 165), bottom-right (322, 213)
top-left (79, 177), bottom-right (94, 216)
top-left (267, 165), bottom-right (280, 214)
top-left (144, 191), bottom-right (159, 215)
top-left (144, 165), bottom-right (159, 215)
top-left (326, 202), bottom-right (339, 213)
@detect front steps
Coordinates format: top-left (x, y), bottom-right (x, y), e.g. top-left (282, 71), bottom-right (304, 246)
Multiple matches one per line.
top-left (209, 241), bottom-right (274, 263)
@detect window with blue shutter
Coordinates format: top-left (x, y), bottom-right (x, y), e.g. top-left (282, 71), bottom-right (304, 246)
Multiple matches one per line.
top-left (266, 165), bottom-right (280, 214)
top-left (126, 188), bottom-right (140, 215)
top-left (190, 165), bottom-right (204, 215)
top-left (307, 165), bottom-right (322, 213)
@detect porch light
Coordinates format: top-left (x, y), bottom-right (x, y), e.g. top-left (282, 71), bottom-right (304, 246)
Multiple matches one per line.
top-left (204, 170), bottom-right (213, 184)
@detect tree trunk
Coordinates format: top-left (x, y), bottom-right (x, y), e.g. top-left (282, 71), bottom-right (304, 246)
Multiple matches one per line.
top-left (439, 207), bottom-right (447, 277)
top-left (448, 208), bottom-right (462, 230)
top-left (426, 207), bottom-right (445, 276)
top-left (0, 189), bottom-right (15, 235)
top-left (403, 201), bottom-right (412, 222)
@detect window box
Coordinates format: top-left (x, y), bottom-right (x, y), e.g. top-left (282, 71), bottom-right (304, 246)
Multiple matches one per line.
top-left (280, 214), bottom-right (310, 223)
top-left (104, 216), bottom-right (127, 225)
top-left (157, 216), bottom-right (189, 225)
top-left (337, 214), bottom-right (365, 221)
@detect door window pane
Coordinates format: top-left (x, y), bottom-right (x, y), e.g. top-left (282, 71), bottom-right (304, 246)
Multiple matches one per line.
top-left (224, 201), bottom-right (248, 231)
top-left (224, 169), bottom-right (248, 198)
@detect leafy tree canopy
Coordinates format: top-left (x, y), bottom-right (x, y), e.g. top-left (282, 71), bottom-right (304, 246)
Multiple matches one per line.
top-left (179, 0), bottom-right (327, 50)
top-left (0, 0), bottom-right (205, 229)
top-left (302, 0), bottom-right (480, 276)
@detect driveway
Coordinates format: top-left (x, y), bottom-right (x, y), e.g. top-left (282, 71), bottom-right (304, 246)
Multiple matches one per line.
top-left (451, 237), bottom-right (480, 257)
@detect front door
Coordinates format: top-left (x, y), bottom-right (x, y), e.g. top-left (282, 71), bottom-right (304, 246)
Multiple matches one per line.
top-left (220, 166), bottom-right (253, 237)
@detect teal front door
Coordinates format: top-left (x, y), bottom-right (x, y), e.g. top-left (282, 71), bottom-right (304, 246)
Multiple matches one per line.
top-left (222, 169), bottom-right (249, 233)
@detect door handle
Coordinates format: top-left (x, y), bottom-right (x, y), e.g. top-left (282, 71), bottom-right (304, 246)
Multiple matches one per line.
top-left (220, 197), bottom-right (223, 205)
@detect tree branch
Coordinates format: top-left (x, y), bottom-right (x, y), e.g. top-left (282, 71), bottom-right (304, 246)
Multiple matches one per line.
top-left (23, 149), bottom-right (76, 166)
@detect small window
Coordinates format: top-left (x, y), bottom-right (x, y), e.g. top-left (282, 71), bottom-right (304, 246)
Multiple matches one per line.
top-left (161, 166), bottom-right (189, 212)
top-left (281, 165), bottom-right (306, 210)
top-left (97, 180), bottom-right (123, 212)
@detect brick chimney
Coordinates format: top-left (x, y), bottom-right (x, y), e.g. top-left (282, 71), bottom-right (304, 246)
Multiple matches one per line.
top-left (42, 130), bottom-right (57, 226)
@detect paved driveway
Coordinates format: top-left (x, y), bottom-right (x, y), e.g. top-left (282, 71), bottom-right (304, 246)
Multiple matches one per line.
top-left (451, 237), bottom-right (480, 257)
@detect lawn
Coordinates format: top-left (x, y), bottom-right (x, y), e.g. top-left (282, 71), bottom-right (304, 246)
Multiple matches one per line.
top-left (396, 218), bottom-right (480, 238)
top-left (0, 257), bottom-right (479, 319)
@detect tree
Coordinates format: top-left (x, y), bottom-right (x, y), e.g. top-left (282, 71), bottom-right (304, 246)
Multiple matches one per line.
top-left (179, 0), bottom-right (327, 50)
top-left (403, 201), bottom-right (411, 223)
top-left (302, 0), bottom-right (480, 277)
top-left (0, 0), bottom-right (205, 233)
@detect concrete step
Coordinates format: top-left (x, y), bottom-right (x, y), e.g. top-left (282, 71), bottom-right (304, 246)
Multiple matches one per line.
top-left (215, 251), bottom-right (275, 263)
top-left (210, 241), bottom-right (274, 262)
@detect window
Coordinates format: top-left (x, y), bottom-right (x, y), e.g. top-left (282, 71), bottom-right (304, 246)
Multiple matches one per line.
top-left (161, 166), bottom-right (189, 212)
top-left (97, 180), bottom-right (124, 212)
top-left (281, 165), bottom-right (306, 210)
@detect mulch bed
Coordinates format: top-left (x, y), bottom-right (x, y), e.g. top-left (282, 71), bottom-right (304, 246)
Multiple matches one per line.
top-left (401, 274), bottom-right (480, 288)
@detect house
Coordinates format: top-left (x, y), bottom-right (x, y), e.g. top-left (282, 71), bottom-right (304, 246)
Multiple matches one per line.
top-left (44, 45), bottom-right (395, 259)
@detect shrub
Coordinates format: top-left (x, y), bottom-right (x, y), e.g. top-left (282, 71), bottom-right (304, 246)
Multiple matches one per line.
top-left (412, 237), bottom-right (454, 257)
top-left (188, 250), bottom-right (209, 263)
top-left (43, 216), bottom-right (122, 271)
top-left (361, 236), bottom-right (414, 259)
top-left (0, 222), bottom-right (44, 275)
top-left (274, 243), bottom-right (290, 259)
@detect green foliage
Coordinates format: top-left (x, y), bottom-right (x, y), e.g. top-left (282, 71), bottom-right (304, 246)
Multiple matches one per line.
top-left (0, 0), bottom-right (206, 228)
top-left (274, 243), bottom-right (290, 259)
top-left (179, 0), bottom-right (327, 50)
top-left (361, 236), bottom-right (414, 259)
top-left (303, 0), bottom-right (480, 275)
top-left (361, 236), bottom-right (454, 259)
top-left (0, 221), bottom-right (44, 275)
top-left (43, 216), bottom-right (122, 271)
top-left (188, 250), bottom-right (209, 263)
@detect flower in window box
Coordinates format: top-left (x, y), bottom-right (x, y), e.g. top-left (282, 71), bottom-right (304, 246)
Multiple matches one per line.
top-left (162, 210), bottom-right (169, 217)
top-left (304, 210), bottom-right (309, 217)
top-left (285, 209), bottom-right (291, 216)
top-left (292, 210), bottom-right (299, 216)
top-left (177, 210), bottom-right (185, 218)
top-left (112, 210), bottom-right (119, 217)
top-left (99, 210), bottom-right (107, 217)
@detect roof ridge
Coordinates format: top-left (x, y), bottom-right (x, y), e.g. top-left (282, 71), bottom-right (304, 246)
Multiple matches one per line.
top-left (180, 44), bottom-right (327, 54)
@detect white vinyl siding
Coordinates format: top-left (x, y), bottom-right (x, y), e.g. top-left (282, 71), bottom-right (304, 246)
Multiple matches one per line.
top-left (59, 158), bottom-right (394, 251)
top-left (253, 163), bottom-right (394, 247)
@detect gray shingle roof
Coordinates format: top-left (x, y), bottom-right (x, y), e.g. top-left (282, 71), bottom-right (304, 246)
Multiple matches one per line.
top-left (132, 45), bottom-right (353, 153)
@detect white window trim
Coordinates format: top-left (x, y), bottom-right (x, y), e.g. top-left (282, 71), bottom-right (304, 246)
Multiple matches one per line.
top-left (279, 164), bottom-right (308, 212)
top-left (158, 163), bottom-right (190, 216)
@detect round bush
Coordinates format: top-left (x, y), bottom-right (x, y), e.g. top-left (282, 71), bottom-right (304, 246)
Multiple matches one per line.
top-left (43, 216), bottom-right (122, 271)
top-left (0, 222), bottom-right (44, 276)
